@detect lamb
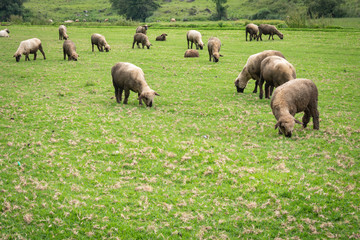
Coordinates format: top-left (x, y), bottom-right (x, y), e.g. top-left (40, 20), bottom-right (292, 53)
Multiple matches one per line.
top-left (91, 33), bottom-right (111, 52)
top-left (259, 56), bottom-right (296, 99)
top-left (136, 25), bottom-right (148, 35)
top-left (271, 78), bottom-right (319, 137)
top-left (63, 40), bottom-right (79, 61)
top-left (156, 33), bottom-right (167, 41)
top-left (58, 25), bottom-right (69, 40)
top-left (257, 24), bottom-right (283, 41)
top-left (245, 23), bottom-right (258, 41)
top-left (207, 37), bottom-right (223, 62)
top-left (0, 28), bottom-right (10, 37)
top-left (184, 49), bottom-right (199, 58)
top-left (132, 33), bottom-right (152, 49)
top-left (234, 50), bottom-right (285, 93)
top-left (13, 38), bottom-right (46, 62)
top-left (186, 30), bottom-right (204, 50)
top-left (111, 62), bottom-right (159, 107)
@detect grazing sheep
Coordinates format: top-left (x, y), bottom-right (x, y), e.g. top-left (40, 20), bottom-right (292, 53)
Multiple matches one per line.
top-left (187, 30), bottom-right (204, 50)
top-left (111, 62), bottom-right (159, 107)
top-left (136, 25), bottom-right (148, 35)
top-left (156, 33), bottom-right (167, 41)
top-left (207, 37), bottom-right (223, 62)
top-left (184, 49), bottom-right (199, 58)
top-left (0, 28), bottom-right (10, 37)
top-left (132, 33), bottom-right (152, 49)
top-left (91, 33), bottom-right (111, 52)
top-left (259, 56), bottom-right (296, 99)
top-left (271, 78), bottom-right (319, 137)
top-left (245, 23), bottom-right (258, 41)
top-left (257, 24), bottom-right (284, 41)
top-left (170, 18), bottom-right (176, 22)
top-left (234, 50), bottom-right (285, 93)
top-left (58, 25), bottom-right (69, 40)
top-left (13, 38), bottom-right (46, 62)
top-left (63, 40), bottom-right (79, 61)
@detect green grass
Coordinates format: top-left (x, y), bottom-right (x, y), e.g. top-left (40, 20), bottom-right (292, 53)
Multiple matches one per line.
top-left (0, 25), bottom-right (359, 239)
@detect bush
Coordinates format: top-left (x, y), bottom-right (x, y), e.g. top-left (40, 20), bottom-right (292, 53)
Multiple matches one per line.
top-left (9, 15), bottom-right (23, 24)
top-left (285, 8), bottom-right (307, 28)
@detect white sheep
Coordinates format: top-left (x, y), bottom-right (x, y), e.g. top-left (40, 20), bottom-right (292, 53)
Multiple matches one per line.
top-left (13, 38), bottom-right (46, 62)
top-left (207, 37), bottom-right (223, 62)
top-left (136, 25), bottom-right (148, 35)
top-left (0, 29), bottom-right (10, 37)
top-left (63, 40), bottom-right (79, 61)
top-left (111, 62), bottom-right (159, 107)
top-left (91, 33), bottom-right (111, 52)
top-left (58, 25), bottom-right (69, 40)
top-left (187, 30), bottom-right (204, 50)
top-left (245, 23), bottom-right (258, 41)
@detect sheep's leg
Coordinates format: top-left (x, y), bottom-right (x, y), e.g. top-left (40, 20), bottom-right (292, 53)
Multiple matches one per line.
top-left (92, 44), bottom-right (94, 52)
top-left (252, 80), bottom-right (258, 93)
top-left (25, 54), bottom-right (29, 61)
top-left (191, 42), bottom-right (193, 49)
top-left (302, 109), bottom-right (311, 129)
top-left (138, 93), bottom-right (143, 105)
top-left (132, 41), bottom-right (135, 49)
top-left (97, 45), bottom-right (101, 52)
top-left (63, 50), bottom-right (66, 60)
top-left (259, 77), bottom-right (265, 99)
top-left (269, 86), bottom-right (274, 96)
top-left (311, 106), bottom-right (320, 130)
top-left (264, 82), bottom-right (271, 99)
top-left (123, 90), bottom-right (130, 104)
top-left (187, 39), bottom-right (190, 49)
top-left (115, 87), bottom-right (123, 104)
top-left (33, 52), bottom-right (37, 60)
top-left (39, 45), bottom-right (46, 59)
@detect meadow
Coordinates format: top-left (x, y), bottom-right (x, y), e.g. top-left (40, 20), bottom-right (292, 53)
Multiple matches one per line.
top-left (0, 25), bottom-right (359, 239)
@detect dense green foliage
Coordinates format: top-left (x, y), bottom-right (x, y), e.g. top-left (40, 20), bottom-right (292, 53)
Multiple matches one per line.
top-left (211, 0), bottom-right (228, 20)
top-left (0, 0), bottom-right (27, 21)
top-left (110, 0), bottom-right (160, 21)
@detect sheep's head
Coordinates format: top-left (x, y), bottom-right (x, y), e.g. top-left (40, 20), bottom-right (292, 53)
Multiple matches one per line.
top-left (63, 34), bottom-right (69, 40)
top-left (144, 25), bottom-right (148, 30)
top-left (13, 53), bottom-right (21, 62)
top-left (71, 53), bottom-right (79, 61)
top-left (105, 44), bottom-right (111, 52)
top-left (212, 53), bottom-right (223, 63)
top-left (275, 116), bottom-right (302, 138)
top-left (198, 43), bottom-right (204, 50)
top-left (5, 29), bottom-right (10, 34)
top-left (138, 90), bottom-right (160, 107)
top-left (234, 68), bottom-right (250, 93)
top-left (278, 33), bottom-right (284, 39)
top-left (146, 42), bottom-right (152, 49)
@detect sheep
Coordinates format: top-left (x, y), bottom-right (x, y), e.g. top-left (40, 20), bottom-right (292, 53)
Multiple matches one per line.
top-left (271, 78), bottom-right (319, 137)
top-left (63, 40), bottom-right (79, 61)
top-left (257, 24), bottom-right (284, 41)
top-left (132, 33), bottom-right (152, 49)
top-left (13, 38), bottom-right (46, 62)
top-left (156, 33), bottom-right (167, 41)
top-left (259, 56), bottom-right (296, 99)
top-left (136, 25), bottom-right (148, 35)
top-left (0, 28), bottom-right (10, 37)
top-left (111, 62), bottom-right (159, 107)
top-left (186, 30), bottom-right (204, 50)
top-left (207, 37), bottom-right (223, 62)
top-left (245, 23), bottom-right (258, 41)
top-left (170, 18), bottom-right (176, 22)
top-left (184, 49), bottom-right (199, 58)
top-left (91, 33), bottom-right (111, 52)
top-left (234, 50), bottom-right (285, 93)
top-left (58, 25), bottom-right (69, 40)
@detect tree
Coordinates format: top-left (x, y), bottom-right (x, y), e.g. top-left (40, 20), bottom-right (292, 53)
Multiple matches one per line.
top-left (0, 0), bottom-right (27, 21)
top-left (305, 0), bottom-right (345, 17)
top-left (110, 0), bottom-right (160, 22)
top-left (211, 0), bottom-right (228, 20)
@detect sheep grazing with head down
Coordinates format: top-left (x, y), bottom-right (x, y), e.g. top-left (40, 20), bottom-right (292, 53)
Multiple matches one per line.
top-left (111, 62), bottom-right (159, 107)
top-left (271, 78), bottom-right (319, 138)
top-left (234, 50), bottom-right (285, 93)
top-left (259, 56), bottom-right (296, 99)
top-left (63, 40), bottom-right (79, 61)
top-left (184, 49), bottom-right (199, 58)
top-left (13, 38), bottom-right (46, 62)
top-left (91, 33), bottom-right (111, 52)
top-left (132, 33), bottom-right (152, 49)
top-left (136, 25), bottom-right (148, 35)
top-left (245, 23), bottom-right (258, 41)
top-left (187, 30), bottom-right (204, 50)
top-left (257, 24), bottom-right (283, 41)
top-left (156, 33), bottom-right (168, 41)
top-left (58, 25), bottom-right (69, 40)
top-left (207, 37), bottom-right (223, 62)
top-left (0, 28), bottom-right (10, 37)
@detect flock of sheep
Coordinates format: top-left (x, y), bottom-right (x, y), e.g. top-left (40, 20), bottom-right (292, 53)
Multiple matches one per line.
top-left (2, 22), bottom-right (319, 137)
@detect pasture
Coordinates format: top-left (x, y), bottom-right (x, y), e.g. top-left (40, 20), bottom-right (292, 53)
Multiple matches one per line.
top-left (0, 25), bottom-right (359, 239)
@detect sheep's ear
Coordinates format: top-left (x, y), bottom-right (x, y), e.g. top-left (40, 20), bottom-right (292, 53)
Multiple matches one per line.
top-left (275, 121), bottom-right (280, 130)
top-left (295, 119), bottom-right (302, 125)
top-left (220, 54), bottom-right (224, 57)
top-left (154, 92), bottom-right (160, 96)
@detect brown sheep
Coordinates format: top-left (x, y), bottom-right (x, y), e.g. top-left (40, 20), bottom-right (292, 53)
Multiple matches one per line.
top-left (234, 50), bottom-right (285, 93)
top-left (91, 33), bottom-right (111, 52)
top-left (245, 23), bottom-right (258, 41)
top-left (63, 40), bottom-right (79, 61)
top-left (271, 78), bottom-right (319, 137)
top-left (259, 56), bottom-right (296, 99)
top-left (132, 33), bottom-right (152, 49)
top-left (13, 38), bottom-right (46, 62)
top-left (111, 62), bottom-right (159, 107)
top-left (184, 49), bottom-right (199, 58)
top-left (59, 25), bottom-right (69, 40)
top-left (257, 24), bottom-right (283, 41)
top-left (207, 37), bottom-right (223, 62)
top-left (136, 25), bottom-right (148, 35)
top-left (156, 33), bottom-right (167, 41)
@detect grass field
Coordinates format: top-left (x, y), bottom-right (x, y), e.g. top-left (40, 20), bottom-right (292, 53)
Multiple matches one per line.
top-left (0, 25), bottom-right (359, 239)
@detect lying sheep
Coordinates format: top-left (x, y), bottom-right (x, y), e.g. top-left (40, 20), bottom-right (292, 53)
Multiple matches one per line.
top-left (111, 62), bottom-right (159, 107)
top-left (0, 28), bottom-right (10, 37)
top-left (207, 37), bottom-right (223, 62)
top-left (257, 24), bottom-right (283, 41)
top-left (187, 30), bottom-right (204, 50)
top-left (259, 56), bottom-right (296, 99)
top-left (234, 50), bottom-right (285, 93)
top-left (271, 78), bottom-right (319, 137)
top-left (136, 25), bottom-right (148, 35)
top-left (132, 33), bottom-right (152, 49)
top-left (58, 25), bottom-right (69, 40)
top-left (13, 38), bottom-right (46, 62)
top-left (245, 23), bottom-right (258, 41)
top-left (91, 33), bottom-right (111, 52)
top-left (184, 49), bottom-right (199, 58)
top-left (63, 40), bottom-right (79, 61)
top-left (156, 33), bottom-right (167, 41)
